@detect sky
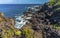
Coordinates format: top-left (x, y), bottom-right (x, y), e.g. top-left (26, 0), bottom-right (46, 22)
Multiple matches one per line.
top-left (0, 0), bottom-right (48, 4)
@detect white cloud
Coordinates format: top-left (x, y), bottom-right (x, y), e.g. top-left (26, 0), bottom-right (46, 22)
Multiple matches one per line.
top-left (0, 0), bottom-right (13, 4)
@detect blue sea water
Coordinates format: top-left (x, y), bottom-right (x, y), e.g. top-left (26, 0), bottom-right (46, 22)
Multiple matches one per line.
top-left (0, 4), bottom-right (40, 17)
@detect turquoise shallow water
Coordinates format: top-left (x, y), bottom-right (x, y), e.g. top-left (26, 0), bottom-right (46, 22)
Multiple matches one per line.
top-left (0, 4), bottom-right (40, 17)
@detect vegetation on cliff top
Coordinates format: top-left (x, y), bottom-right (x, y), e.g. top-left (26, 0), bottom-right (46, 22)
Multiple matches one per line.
top-left (47, 0), bottom-right (60, 6)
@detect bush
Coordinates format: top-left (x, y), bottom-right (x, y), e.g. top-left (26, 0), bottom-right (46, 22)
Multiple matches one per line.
top-left (14, 30), bottom-right (21, 36)
top-left (47, 0), bottom-right (56, 6)
top-left (47, 0), bottom-right (60, 6)
top-left (55, 2), bottom-right (60, 6)
top-left (6, 29), bottom-right (14, 37)
top-left (22, 27), bottom-right (34, 38)
top-left (54, 24), bottom-right (60, 30)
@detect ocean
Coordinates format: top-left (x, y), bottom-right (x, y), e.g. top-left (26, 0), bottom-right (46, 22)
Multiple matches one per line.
top-left (0, 4), bottom-right (41, 17)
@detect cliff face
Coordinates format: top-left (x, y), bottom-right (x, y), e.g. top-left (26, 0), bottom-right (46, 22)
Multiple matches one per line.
top-left (21, 2), bottom-right (60, 38)
top-left (0, 15), bottom-right (15, 32)
top-left (0, 13), bottom-right (14, 26)
top-left (24, 5), bottom-right (58, 26)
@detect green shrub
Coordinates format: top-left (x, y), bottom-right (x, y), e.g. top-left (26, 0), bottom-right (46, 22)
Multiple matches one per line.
top-left (47, 0), bottom-right (56, 6)
top-left (55, 2), bottom-right (60, 6)
top-left (22, 28), bottom-right (34, 38)
top-left (14, 30), bottom-right (21, 36)
top-left (54, 24), bottom-right (60, 30)
top-left (47, 0), bottom-right (60, 6)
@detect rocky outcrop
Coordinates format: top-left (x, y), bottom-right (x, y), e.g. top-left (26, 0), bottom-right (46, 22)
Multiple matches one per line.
top-left (0, 13), bottom-right (14, 29)
top-left (22, 3), bottom-right (60, 38)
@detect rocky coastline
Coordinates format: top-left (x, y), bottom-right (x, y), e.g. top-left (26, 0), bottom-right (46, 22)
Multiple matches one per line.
top-left (0, 0), bottom-right (60, 38)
